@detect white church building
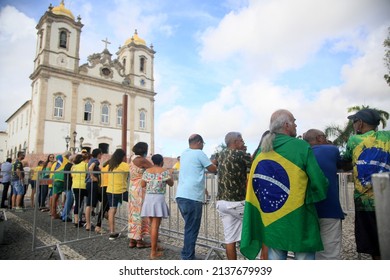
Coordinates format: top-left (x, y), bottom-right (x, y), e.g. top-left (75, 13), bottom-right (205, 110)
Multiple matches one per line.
top-left (4, 1), bottom-right (156, 160)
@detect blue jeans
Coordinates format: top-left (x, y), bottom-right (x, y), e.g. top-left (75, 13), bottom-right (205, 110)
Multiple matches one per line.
top-left (268, 248), bottom-right (315, 260)
top-left (12, 180), bottom-right (24, 195)
top-left (176, 197), bottom-right (203, 260)
top-left (38, 185), bottom-right (49, 208)
top-left (61, 189), bottom-right (74, 221)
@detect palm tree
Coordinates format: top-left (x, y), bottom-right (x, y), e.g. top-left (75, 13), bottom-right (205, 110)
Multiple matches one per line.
top-left (384, 27), bottom-right (390, 86)
top-left (324, 105), bottom-right (389, 148)
top-left (324, 123), bottom-right (352, 147)
top-left (347, 105), bottom-right (389, 129)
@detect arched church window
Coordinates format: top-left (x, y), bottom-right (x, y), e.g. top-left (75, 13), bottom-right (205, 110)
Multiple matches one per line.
top-left (59, 31), bottom-right (67, 48)
top-left (122, 58), bottom-right (126, 72)
top-left (101, 104), bottom-right (109, 124)
top-left (140, 57), bottom-right (145, 73)
top-left (99, 143), bottom-right (109, 154)
top-left (84, 101), bottom-right (92, 122)
top-left (117, 106), bottom-right (122, 126)
top-left (139, 110), bottom-right (146, 129)
top-left (39, 31), bottom-right (43, 49)
top-left (54, 96), bottom-right (64, 117)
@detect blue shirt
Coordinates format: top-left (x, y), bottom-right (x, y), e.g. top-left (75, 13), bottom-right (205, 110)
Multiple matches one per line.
top-left (1, 162), bottom-right (12, 183)
top-left (312, 145), bottom-right (345, 219)
top-left (175, 148), bottom-right (212, 202)
top-left (85, 158), bottom-right (100, 183)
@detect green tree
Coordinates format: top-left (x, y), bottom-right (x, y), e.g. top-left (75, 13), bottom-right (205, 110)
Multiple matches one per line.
top-left (384, 27), bottom-right (390, 86)
top-left (324, 105), bottom-right (389, 147)
top-left (210, 142), bottom-right (226, 161)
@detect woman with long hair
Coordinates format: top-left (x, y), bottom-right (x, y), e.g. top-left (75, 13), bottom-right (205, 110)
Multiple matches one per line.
top-left (106, 148), bottom-right (129, 240)
top-left (128, 142), bottom-right (153, 248)
top-left (95, 159), bottom-right (110, 234)
top-left (38, 154), bottom-right (55, 211)
top-left (71, 154), bottom-right (88, 227)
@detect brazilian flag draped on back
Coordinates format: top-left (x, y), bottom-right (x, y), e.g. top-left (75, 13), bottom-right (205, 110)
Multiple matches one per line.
top-left (52, 154), bottom-right (69, 182)
top-left (240, 134), bottom-right (328, 260)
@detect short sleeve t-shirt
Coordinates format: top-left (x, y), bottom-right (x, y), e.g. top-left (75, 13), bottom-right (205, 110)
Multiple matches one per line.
top-left (175, 148), bottom-right (212, 202)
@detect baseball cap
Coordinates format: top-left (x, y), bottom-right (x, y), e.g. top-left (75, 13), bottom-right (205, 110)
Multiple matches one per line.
top-left (347, 108), bottom-right (381, 126)
top-left (81, 149), bottom-right (88, 153)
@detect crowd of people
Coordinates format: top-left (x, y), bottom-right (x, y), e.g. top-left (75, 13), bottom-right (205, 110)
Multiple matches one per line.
top-left (0, 108), bottom-right (388, 260)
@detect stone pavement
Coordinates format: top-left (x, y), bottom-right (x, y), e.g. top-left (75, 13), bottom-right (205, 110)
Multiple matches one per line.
top-left (0, 205), bottom-right (372, 260)
top-left (0, 208), bottom-right (183, 260)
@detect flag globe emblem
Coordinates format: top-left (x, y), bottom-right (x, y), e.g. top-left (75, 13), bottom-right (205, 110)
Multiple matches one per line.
top-left (252, 160), bottom-right (290, 213)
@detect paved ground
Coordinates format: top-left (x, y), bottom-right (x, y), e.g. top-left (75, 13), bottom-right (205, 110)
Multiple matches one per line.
top-left (0, 205), bottom-right (372, 260)
top-left (0, 208), bottom-right (184, 260)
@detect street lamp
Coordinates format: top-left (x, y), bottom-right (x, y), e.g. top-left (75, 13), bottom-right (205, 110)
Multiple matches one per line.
top-left (72, 131), bottom-right (77, 154)
top-left (65, 135), bottom-right (71, 151)
top-left (80, 136), bottom-right (84, 150)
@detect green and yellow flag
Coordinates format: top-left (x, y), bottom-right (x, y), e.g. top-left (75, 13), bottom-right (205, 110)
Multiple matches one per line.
top-left (52, 154), bottom-right (69, 182)
top-left (240, 134), bottom-right (328, 259)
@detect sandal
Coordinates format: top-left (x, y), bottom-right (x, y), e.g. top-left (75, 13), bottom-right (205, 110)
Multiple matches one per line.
top-left (129, 239), bottom-right (137, 248)
top-left (95, 226), bottom-right (104, 234)
top-left (150, 252), bottom-right (164, 260)
top-left (85, 225), bottom-right (95, 231)
top-left (136, 240), bottom-right (151, 248)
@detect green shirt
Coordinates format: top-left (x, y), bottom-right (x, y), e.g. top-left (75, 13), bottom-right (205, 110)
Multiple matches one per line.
top-left (343, 130), bottom-right (390, 211)
top-left (217, 148), bottom-right (252, 201)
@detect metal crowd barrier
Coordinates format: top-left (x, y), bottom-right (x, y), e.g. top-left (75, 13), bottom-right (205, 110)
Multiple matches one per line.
top-left (372, 173), bottom-right (390, 260)
top-left (31, 170), bottom-right (355, 260)
top-left (338, 172), bottom-right (354, 214)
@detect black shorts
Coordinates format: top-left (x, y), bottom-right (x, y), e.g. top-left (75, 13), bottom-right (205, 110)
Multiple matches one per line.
top-left (86, 181), bottom-right (99, 207)
top-left (355, 211), bottom-right (380, 256)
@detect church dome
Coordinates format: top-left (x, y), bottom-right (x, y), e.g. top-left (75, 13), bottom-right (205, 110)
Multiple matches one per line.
top-left (124, 30), bottom-right (146, 46)
top-left (52, 1), bottom-right (75, 20)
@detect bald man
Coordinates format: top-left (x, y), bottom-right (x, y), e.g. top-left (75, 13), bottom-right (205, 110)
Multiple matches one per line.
top-left (175, 134), bottom-right (217, 260)
top-left (304, 129), bottom-right (345, 260)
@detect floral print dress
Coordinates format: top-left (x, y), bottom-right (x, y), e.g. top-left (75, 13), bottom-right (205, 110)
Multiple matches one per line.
top-left (128, 155), bottom-right (149, 240)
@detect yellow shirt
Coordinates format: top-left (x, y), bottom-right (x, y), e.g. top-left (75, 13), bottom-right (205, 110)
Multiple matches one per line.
top-left (49, 163), bottom-right (56, 188)
top-left (71, 162), bottom-right (88, 189)
top-left (101, 164), bottom-right (109, 187)
top-left (172, 161), bottom-right (180, 170)
top-left (107, 162), bottom-right (129, 194)
top-left (32, 166), bottom-right (43, 181)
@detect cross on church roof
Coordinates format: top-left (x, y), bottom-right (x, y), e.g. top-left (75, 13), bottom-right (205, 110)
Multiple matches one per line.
top-left (102, 37), bottom-right (111, 50)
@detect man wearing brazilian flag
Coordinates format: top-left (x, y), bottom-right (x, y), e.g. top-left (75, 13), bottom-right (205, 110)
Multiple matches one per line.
top-left (344, 108), bottom-right (390, 260)
top-left (240, 109), bottom-right (328, 260)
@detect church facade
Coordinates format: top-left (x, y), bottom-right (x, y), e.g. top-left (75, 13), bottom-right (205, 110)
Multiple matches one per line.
top-left (5, 1), bottom-right (156, 159)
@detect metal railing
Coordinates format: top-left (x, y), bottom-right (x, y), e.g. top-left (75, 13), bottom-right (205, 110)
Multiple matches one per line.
top-left (30, 170), bottom-right (355, 259)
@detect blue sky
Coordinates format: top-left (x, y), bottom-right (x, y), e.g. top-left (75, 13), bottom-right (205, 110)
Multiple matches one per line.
top-left (0, 0), bottom-right (389, 157)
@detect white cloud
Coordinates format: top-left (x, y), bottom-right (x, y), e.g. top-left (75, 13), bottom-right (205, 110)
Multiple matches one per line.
top-left (0, 6), bottom-right (36, 130)
top-left (1, 0), bottom-right (389, 159)
top-left (200, 0), bottom-right (390, 76)
top-left (156, 11), bottom-right (390, 156)
top-left (155, 84), bottom-right (182, 107)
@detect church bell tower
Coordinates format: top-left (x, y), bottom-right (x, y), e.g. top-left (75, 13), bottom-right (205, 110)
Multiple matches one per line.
top-left (32, 1), bottom-right (83, 73)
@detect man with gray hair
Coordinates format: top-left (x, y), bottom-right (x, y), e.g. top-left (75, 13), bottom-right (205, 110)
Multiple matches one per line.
top-left (240, 109), bottom-right (328, 260)
top-left (216, 132), bottom-right (252, 259)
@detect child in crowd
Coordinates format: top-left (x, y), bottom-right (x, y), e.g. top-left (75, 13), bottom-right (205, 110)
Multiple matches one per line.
top-left (140, 154), bottom-right (174, 259)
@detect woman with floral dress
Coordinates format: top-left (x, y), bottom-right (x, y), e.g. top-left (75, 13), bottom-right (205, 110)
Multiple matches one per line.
top-left (128, 142), bottom-right (153, 248)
